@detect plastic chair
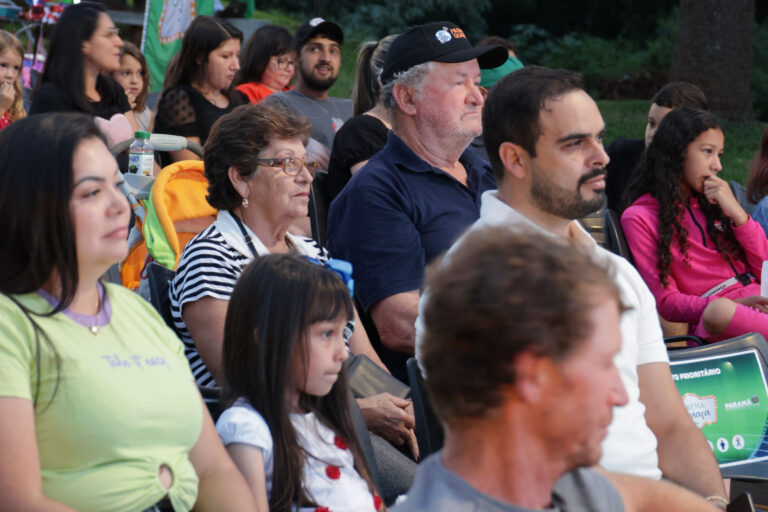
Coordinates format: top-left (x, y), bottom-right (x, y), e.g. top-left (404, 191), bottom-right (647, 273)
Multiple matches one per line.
top-left (406, 357), bottom-right (444, 459)
top-left (579, 207), bottom-right (608, 247)
top-left (146, 262), bottom-right (177, 333)
top-left (604, 208), bottom-right (634, 263)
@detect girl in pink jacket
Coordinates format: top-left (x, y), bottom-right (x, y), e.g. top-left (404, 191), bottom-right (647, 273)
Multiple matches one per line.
top-left (622, 107), bottom-right (768, 342)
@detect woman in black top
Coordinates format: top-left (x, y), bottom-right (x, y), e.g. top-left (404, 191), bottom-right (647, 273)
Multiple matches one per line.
top-left (154, 16), bottom-right (242, 163)
top-left (325, 35), bottom-right (396, 204)
top-left (30, 3), bottom-right (134, 129)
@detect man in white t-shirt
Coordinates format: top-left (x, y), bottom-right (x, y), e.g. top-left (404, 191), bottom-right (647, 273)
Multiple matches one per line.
top-left (416, 65), bottom-right (726, 501)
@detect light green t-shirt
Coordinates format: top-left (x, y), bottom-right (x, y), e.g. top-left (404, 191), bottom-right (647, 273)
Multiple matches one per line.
top-left (0, 284), bottom-right (202, 512)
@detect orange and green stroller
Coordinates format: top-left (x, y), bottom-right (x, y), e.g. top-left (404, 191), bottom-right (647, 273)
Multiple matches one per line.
top-left (114, 134), bottom-right (215, 290)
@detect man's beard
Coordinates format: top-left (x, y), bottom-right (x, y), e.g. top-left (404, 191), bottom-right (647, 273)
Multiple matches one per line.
top-left (300, 66), bottom-right (337, 92)
top-left (530, 166), bottom-right (607, 220)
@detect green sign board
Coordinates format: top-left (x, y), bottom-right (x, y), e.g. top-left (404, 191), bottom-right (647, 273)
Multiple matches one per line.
top-left (671, 349), bottom-right (768, 467)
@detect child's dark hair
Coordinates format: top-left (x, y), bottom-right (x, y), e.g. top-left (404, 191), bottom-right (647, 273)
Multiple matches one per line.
top-left (222, 254), bottom-right (375, 511)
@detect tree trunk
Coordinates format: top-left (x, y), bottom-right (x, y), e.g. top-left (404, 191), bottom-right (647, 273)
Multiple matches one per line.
top-left (669, 0), bottom-right (755, 121)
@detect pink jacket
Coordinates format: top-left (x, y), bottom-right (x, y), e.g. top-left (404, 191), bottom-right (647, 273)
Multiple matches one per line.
top-left (621, 193), bottom-right (768, 324)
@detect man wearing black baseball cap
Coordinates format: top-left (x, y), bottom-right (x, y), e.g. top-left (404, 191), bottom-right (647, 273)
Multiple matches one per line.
top-left (327, 22), bottom-right (507, 380)
top-left (264, 17), bottom-right (352, 168)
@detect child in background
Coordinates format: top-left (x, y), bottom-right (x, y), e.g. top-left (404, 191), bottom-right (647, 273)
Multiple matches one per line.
top-left (746, 124), bottom-right (768, 236)
top-left (216, 254), bottom-right (382, 512)
top-left (622, 108), bottom-right (768, 343)
top-left (0, 30), bottom-right (26, 130)
top-left (112, 42), bottom-right (152, 131)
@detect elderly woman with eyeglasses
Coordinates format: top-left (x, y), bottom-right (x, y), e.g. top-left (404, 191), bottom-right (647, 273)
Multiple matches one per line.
top-left (170, 103), bottom-right (382, 385)
top-left (170, 103), bottom-right (420, 475)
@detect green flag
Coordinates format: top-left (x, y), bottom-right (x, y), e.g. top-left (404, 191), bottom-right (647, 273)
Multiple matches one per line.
top-left (141, 0), bottom-right (214, 92)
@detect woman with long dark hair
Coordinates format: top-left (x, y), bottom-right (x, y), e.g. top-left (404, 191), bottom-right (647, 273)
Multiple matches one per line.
top-left (217, 254), bottom-right (382, 512)
top-left (0, 113), bottom-right (255, 511)
top-left (154, 15), bottom-right (242, 162)
top-left (324, 35), bottom-right (397, 203)
top-left (234, 24), bottom-right (294, 105)
top-left (622, 108), bottom-right (768, 342)
top-left (29, 3), bottom-right (135, 129)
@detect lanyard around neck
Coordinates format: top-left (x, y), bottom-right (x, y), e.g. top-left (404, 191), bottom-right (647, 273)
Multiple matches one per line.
top-left (230, 210), bottom-right (258, 258)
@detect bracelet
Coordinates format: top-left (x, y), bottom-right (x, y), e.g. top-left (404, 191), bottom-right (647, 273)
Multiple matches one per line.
top-left (705, 495), bottom-right (728, 507)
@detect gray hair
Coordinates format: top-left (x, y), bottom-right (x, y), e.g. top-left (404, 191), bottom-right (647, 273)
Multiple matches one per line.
top-left (381, 61), bottom-right (436, 113)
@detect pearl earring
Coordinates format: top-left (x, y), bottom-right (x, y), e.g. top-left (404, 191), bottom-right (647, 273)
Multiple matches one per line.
top-left (242, 197), bottom-right (249, 208)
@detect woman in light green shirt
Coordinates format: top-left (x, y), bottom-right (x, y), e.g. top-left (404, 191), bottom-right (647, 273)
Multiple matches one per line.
top-left (0, 113), bottom-right (256, 512)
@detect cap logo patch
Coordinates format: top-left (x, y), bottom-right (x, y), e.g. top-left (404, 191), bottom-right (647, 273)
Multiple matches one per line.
top-left (449, 27), bottom-right (466, 39)
top-left (435, 28), bottom-right (452, 44)
top-left (309, 17), bottom-right (324, 26)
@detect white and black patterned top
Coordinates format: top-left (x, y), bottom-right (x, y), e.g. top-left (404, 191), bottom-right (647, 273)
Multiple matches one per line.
top-left (170, 211), bottom-right (327, 386)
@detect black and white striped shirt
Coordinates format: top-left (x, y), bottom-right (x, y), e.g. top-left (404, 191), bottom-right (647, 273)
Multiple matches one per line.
top-left (169, 223), bottom-right (326, 386)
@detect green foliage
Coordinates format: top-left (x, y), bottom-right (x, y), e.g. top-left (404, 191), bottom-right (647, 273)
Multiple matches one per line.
top-left (599, 99), bottom-right (764, 185)
top-left (250, 8), bottom-right (302, 29)
top-left (509, 14), bottom-right (676, 96)
top-left (327, 33), bottom-right (363, 99)
top-left (336, 0), bottom-right (491, 40)
top-left (251, 0), bottom-right (490, 40)
top-left (752, 18), bottom-right (768, 121)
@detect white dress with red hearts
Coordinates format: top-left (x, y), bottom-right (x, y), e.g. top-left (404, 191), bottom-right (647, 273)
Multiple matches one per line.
top-left (216, 399), bottom-right (380, 512)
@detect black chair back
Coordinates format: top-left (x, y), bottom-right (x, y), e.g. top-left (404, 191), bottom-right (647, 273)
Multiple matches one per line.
top-left (406, 357), bottom-right (444, 459)
top-left (348, 390), bottom-right (383, 496)
top-left (604, 208), bottom-right (634, 263)
top-left (309, 175), bottom-right (329, 247)
top-left (146, 262), bottom-right (177, 333)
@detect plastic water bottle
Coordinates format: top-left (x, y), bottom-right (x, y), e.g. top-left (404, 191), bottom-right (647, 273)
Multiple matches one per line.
top-left (128, 131), bottom-right (154, 176)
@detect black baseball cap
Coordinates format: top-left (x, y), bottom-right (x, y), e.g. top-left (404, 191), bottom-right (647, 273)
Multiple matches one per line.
top-left (294, 17), bottom-right (344, 50)
top-left (380, 21), bottom-right (507, 84)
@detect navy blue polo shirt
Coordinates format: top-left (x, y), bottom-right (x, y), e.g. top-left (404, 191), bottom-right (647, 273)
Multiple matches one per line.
top-left (327, 131), bottom-right (497, 312)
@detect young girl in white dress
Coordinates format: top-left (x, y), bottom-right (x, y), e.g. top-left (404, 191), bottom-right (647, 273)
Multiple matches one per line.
top-left (216, 254), bottom-right (383, 512)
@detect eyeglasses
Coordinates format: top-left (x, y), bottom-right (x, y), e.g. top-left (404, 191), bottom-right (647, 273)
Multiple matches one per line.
top-left (273, 56), bottom-right (295, 70)
top-left (100, 27), bottom-right (120, 38)
top-left (255, 157), bottom-right (319, 176)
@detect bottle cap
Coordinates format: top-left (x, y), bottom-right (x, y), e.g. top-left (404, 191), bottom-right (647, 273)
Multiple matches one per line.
top-left (134, 131), bottom-right (150, 139)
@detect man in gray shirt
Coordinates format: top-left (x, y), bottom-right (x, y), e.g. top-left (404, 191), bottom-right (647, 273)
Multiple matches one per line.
top-left (264, 18), bottom-right (352, 168)
top-left (394, 226), bottom-right (722, 511)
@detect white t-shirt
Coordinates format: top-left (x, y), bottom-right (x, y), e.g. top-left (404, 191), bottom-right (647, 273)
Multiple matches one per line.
top-left (415, 191), bottom-right (668, 479)
top-left (216, 400), bottom-right (377, 511)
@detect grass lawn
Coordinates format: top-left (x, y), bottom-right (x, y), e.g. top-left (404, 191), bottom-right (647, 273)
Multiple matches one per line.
top-left (599, 99), bottom-right (764, 185)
